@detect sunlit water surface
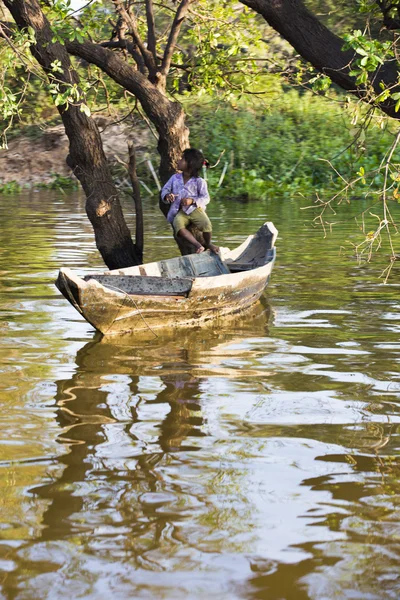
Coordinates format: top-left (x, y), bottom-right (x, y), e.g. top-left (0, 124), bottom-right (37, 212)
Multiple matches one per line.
top-left (0, 191), bottom-right (400, 599)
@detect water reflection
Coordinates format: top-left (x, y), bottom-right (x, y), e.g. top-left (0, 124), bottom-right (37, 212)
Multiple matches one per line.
top-left (30, 328), bottom-right (217, 545)
top-left (1, 191), bottom-right (400, 598)
top-left (4, 305), bottom-right (399, 598)
top-left (10, 308), bottom-right (271, 572)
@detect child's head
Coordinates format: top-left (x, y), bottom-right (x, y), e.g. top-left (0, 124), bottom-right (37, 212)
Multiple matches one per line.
top-left (178, 148), bottom-right (206, 178)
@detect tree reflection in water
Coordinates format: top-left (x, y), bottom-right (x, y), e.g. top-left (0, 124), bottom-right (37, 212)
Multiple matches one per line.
top-left (30, 303), bottom-right (271, 567)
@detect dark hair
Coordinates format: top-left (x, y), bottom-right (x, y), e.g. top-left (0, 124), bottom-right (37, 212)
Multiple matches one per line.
top-left (183, 148), bottom-right (207, 178)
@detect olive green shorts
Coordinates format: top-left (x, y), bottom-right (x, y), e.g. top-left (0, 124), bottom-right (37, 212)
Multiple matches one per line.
top-left (173, 207), bottom-right (212, 234)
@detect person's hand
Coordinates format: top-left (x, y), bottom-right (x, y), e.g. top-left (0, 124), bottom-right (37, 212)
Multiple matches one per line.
top-left (181, 197), bottom-right (194, 207)
top-left (165, 193), bottom-right (175, 203)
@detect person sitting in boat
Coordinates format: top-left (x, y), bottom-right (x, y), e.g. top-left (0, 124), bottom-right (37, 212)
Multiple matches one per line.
top-left (161, 148), bottom-right (219, 254)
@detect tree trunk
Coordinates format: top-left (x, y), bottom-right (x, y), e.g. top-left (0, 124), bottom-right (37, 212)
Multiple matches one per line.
top-left (241, 0), bottom-right (400, 118)
top-left (66, 40), bottom-right (203, 254)
top-left (5, 0), bottom-right (141, 269)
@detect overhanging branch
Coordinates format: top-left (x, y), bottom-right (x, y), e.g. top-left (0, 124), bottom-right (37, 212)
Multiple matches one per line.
top-left (240, 0), bottom-right (400, 119)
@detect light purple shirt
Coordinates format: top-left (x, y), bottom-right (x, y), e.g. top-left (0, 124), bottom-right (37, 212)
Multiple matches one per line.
top-left (161, 173), bottom-right (210, 224)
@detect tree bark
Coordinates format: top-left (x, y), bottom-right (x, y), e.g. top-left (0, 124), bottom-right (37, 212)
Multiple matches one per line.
top-left (241, 0), bottom-right (400, 119)
top-left (5, 0), bottom-right (141, 269)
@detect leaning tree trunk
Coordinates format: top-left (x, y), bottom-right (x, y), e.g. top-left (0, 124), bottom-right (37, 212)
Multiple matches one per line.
top-left (5, 0), bottom-right (141, 270)
top-left (66, 39), bottom-right (204, 255)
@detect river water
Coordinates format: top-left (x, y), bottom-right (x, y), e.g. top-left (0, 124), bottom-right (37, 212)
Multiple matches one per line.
top-left (0, 190), bottom-right (399, 599)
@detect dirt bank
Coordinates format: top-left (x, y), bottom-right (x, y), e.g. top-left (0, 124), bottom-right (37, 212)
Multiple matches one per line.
top-left (0, 116), bottom-right (154, 186)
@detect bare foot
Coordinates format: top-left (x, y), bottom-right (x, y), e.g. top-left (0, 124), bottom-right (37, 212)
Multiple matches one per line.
top-left (195, 245), bottom-right (205, 254)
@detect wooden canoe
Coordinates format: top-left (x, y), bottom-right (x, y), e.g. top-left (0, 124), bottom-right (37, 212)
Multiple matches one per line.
top-left (55, 221), bottom-right (278, 336)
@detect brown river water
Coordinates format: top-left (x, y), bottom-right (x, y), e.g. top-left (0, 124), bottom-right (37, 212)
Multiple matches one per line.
top-left (0, 190), bottom-right (400, 599)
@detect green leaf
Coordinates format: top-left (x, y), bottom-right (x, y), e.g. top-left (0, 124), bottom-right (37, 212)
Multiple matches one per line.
top-left (54, 94), bottom-right (65, 106)
top-left (80, 103), bottom-right (91, 116)
top-left (376, 90), bottom-right (390, 102)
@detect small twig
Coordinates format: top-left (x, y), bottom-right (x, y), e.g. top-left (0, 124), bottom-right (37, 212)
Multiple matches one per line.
top-left (147, 159), bottom-right (161, 190)
top-left (128, 141), bottom-right (144, 262)
top-left (145, 0), bottom-right (157, 64)
top-left (140, 180), bottom-right (154, 196)
top-left (209, 149), bottom-right (226, 169)
top-left (217, 162), bottom-right (228, 187)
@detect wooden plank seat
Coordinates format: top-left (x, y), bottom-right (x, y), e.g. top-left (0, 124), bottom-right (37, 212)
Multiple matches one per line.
top-left (159, 252), bottom-right (230, 279)
top-left (84, 274), bottom-right (193, 296)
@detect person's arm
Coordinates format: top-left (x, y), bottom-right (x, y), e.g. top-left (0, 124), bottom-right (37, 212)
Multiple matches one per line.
top-left (193, 178), bottom-right (210, 210)
top-left (167, 197), bottom-right (181, 223)
top-left (161, 175), bottom-right (175, 203)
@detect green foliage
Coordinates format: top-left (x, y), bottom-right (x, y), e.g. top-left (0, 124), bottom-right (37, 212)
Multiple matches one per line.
top-left (45, 0), bottom-right (91, 44)
top-left (185, 87), bottom-right (397, 200)
top-left (0, 174), bottom-right (78, 195)
top-left (0, 180), bottom-right (23, 195)
top-left (343, 30), bottom-right (393, 85)
top-left (176, 1), bottom-right (269, 97)
top-left (37, 173), bottom-right (79, 191)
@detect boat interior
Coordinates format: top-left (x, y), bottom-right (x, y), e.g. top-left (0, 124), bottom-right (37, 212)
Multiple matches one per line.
top-left (83, 223), bottom-right (276, 297)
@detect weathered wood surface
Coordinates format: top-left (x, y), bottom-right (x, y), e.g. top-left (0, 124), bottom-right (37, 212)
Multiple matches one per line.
top-left (55, 222), bottom-right (278, 335)
top-left (83, 274), bottom-right (193, 296)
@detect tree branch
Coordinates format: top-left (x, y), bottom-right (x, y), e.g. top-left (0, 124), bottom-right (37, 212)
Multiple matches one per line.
top-left (145, 0), bottom-right (157, 62)
top-left (99, 39), bottom-right (146, 72)
top-left (3, 0), bottom-right (141, 268)
top-left (66, 38), bottom-right (189, 180)
top-left (67, 38), bottom-right (171, 122)
top-left (376, 0), bottom-right (400, 30)
top-left (240, 0), bottom-right (400, 119)
top-left (128, 141), bottom-right (144, 261)
top-left (160, 0), bottom-right (192, 76)
top-left (112, 0), bottom-right (156, 75)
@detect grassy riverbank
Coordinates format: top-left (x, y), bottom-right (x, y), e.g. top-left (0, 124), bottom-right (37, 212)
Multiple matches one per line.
top-left (1, 88), bottom-right (396, 200)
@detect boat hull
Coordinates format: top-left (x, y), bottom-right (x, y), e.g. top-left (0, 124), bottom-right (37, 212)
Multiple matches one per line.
top-left (56, 222), bottom-right (277, 336)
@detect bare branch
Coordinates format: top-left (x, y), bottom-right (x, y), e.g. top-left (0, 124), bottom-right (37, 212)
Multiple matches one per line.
top-left (128, 141), bottom-right (144, 261)
top-left (111, 0), bottom-right (156, 74)
top-left (160, 0), bottom-right (192, 76)
top-left (240, 0), bottom-right (400, 119)
top-left (145, 0), bottom-right (157, 62)
top-left (99, 39), bottom-right (146, 72)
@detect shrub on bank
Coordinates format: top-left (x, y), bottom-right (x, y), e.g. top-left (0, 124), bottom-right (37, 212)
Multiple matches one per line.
top-left (185, 90), bottom-right (395, 200)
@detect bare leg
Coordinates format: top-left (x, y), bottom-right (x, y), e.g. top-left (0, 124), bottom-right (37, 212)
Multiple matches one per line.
top-left (177, 227), bottom-right (204, 253)
top-left (203, 232), bottom-right (219, 254)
